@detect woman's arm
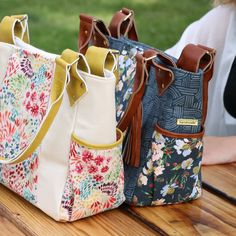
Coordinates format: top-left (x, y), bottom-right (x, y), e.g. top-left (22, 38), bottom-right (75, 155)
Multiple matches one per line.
top-left (203, 136), bottom-right (236, 165)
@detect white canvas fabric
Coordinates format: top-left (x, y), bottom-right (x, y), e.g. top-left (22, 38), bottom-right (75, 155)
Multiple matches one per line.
top-left (166, 3), bottom-right (236, 136)
top-left (76, 69), bottom-right (117, 144)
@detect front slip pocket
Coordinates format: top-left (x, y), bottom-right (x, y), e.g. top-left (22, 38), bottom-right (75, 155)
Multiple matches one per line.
top-left (132, 124), bottom-right (203, 206)
top-left (59, 129), bottom-right (125, 221)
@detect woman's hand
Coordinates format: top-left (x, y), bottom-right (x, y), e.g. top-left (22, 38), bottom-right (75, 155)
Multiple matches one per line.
top-left (203, 136), bottom-right (236, 165)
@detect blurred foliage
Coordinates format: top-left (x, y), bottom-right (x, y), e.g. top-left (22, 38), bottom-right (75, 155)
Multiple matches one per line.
top-left (0, 0), bottom-right (211, 53)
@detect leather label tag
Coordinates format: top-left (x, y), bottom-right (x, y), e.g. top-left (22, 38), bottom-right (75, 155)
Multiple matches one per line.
top-left (177, 119), bottom-right (199, 126)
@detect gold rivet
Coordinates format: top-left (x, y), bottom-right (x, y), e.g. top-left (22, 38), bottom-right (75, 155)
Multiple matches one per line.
top-left (104, 40), bottom-right (107, 46)
top-left (169, 72), bottom-right (172, 76)
top-left (85, 30), bottom-right (88, 35)
top-left (93, 36), bottom-right (96, 41)
top-left (162, 83), bottom-right (165, 89)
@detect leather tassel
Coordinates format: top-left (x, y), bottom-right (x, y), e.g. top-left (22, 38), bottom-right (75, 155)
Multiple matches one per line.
top-left (130, 103), bottom-right (142, 167)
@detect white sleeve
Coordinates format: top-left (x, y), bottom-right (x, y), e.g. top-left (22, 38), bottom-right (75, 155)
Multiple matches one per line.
top-left (165, 21), bottom-right (202, 58)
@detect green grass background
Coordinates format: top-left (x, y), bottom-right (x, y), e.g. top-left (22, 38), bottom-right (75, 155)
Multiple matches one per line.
top-left (0, 0), bottom-right (212, 54)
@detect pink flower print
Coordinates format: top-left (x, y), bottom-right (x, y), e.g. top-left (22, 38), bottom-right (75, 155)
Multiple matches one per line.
top-left (20, 57), bottom-right (34, 78)
top-left (101, 166), bottom-right (109, 173)
top-left (30, 91), bottom-right (37, 102)
top-left (74, 188), bottom-right (80, 195)
top-left (70, 143), bottom-right (78, 158)
top-left (75, 162), bottom-right (83, 174)
top-left (94, 155), bottom-right (104, 166)
top-left (31, 104), bottom-right (39, 117)
top-left (26, 91), bottom-right (30, 98)
top-left (33, 175), bottom-right (38, 184)
top-left (45, 71), bottom-right (52, 81)
top-left (88, 165), bottom-right (98, 174)
top-left (39, 92), bottom-right (45, 102)
top-left (103, 196), bottom-right (116, 209)
top-left (91, 201), bottom-right (102, 214)
top-left (39, 99), bottom-right (47, 119)
top-left (5, 56), bottom-right (19, 78)
top-left (0, 120), bottom-right (16, 143)
top-left (93, 174), bottom-right (104, 182)
top-left (31, 83), bottom-right (34, 90)
top-left (106, 156), bottom-right (112, 164)
top-left (82, 150), bottom-right (93, 163)
top-left (26, 101), bottom-right (31, 111)
top-left (23, 50), bottom-right (31, 57)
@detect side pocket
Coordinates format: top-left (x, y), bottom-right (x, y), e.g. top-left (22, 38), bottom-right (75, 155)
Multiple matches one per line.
top-left (132, 124), bottom-right (203, 206)
top-left (59, 129), bottom-right (125, 221)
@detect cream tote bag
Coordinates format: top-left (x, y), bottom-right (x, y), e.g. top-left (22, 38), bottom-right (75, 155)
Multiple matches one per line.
top-left (0, 15), bottom-right (125, 221)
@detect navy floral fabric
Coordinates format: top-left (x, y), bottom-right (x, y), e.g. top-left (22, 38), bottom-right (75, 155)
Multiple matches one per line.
top-left (132, 129), bottom-right (203, 206)
top-left (113, 43), bottom-right (144, 123)
top-left (108, 36), bottom-right (205, 206)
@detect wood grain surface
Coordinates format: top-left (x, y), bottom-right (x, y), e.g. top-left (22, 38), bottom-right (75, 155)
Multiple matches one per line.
top-left (129, 189), bottom-right (236, 236)
top-left (0, 215), bottom-right (25, 236)
top-left (0, 185), bottom-right (157, 236)
top-left (202, 164), bottom-right (236, 203)
top-left (1, 164), bottom-right (236, 235)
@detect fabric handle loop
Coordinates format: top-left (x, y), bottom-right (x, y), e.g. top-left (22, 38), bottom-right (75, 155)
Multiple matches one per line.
top-left (0, 14), bottom-right (29, 44)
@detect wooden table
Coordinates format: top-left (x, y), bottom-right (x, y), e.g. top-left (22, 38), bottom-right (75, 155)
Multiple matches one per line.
top-left (0, 164), bottom-right (236, 236)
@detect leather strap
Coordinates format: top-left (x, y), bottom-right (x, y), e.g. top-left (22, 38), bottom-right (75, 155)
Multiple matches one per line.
top-left (120, 50), bottom-right (175, 167)
top-left (143, 49), bottom-right (176, 95)
top-left (118, 53), bottom-right (146, 132)
top-left (78, 14), bottom-right (110, 54)
top-left (177, 44), bottom-right (216, 125)
top-left (0, 14), bottom-right (29, 44)
top-left (109, 8), bottom-right (138, 41)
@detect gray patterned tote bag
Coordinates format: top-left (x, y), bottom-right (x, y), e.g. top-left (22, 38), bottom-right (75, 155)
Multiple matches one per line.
top-left (78, 8), bottom-right (216, 206)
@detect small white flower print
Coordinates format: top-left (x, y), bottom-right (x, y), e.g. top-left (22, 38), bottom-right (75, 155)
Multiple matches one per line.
top-left (152, 142), bottom-right (164, 161)
top-left (174, 139), bottom-right (192, 157)
top-left (117, 80), bottom-right (123, 91)
top-left (154, 166), bottom-right (164, 176)
top-left (138, 173), bottom-right (148, 186)
top-left (181, 158), bottom-right (194, 170)
top-left (161, 183), bottom-right (178, 197)
top-left (151, 198), bottom-right (165, 205)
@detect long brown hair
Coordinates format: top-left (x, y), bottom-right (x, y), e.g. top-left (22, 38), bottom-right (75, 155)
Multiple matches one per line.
top-left (214, 0), bottom-right (236, 5)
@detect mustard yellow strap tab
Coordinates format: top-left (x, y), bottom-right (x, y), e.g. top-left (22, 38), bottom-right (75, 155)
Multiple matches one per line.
top-left (0, 14), bottom-right (29, 44)
top-left (61, 49), bottom-right (89, 106)
top-left (85, 46), bottom-right (118, 77)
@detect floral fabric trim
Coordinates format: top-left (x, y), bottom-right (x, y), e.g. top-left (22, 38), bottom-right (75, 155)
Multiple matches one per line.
top-left (115, 46), bottom-right (143, 123)
top-left (132, 130), bottom-right (203, 206)
top-left (59, 140), bottom-right (125, 221)
top-left (0, 49), bottom-right (54, 160)
top-left (0, 152), bottom-right (39, 204)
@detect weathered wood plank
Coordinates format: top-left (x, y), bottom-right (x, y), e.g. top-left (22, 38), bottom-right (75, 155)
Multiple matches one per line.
top-left (0, 215), bottom-right (25, 236)
top-left (0, 185), bottom-right (157, 236)
top-left (202, 164), bottom-right (236, 203)
top-left (128, 190), bottom-right (236, 236)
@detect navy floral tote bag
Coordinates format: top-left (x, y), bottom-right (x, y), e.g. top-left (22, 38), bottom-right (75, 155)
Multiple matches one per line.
top-left (78, 8), bottom-right (216, 206)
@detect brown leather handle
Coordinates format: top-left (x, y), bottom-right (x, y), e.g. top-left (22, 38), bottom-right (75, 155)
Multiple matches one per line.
top-left (118, 53), bottom-right (146, 132)
top-left (177, 44), bottom-right (216, 125)
top-left (119, 50), bottom-right (175, 167)
top-left (78, 13), bottom-right (110, 54)
top-left (108, 8), bottom-right (138, 41)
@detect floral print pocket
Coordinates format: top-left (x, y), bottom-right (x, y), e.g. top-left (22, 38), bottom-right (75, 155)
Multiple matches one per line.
top-left (132, 125), bottom-right (203, 206)
top-left (60, 129), bottom-right (125, 221)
